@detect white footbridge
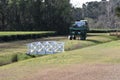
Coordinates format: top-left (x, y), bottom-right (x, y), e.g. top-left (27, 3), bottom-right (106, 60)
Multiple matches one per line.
top-left (27, 41), bottom-right (64, 55)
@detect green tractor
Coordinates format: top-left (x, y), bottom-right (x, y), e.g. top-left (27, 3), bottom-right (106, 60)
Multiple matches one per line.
top-left (68, 20), bottom-right (89, 40)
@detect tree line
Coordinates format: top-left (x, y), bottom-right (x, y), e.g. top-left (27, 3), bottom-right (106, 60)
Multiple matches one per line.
top-left (1, 0), bottom-right (120, 33)
top-left (0, 0), bottom-right (72, 34)
top-left (72, 0), bottom-right (120, 30)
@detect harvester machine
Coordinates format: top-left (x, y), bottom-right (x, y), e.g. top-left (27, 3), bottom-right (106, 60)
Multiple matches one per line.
top-left (68, 20), bottom-right (89, 40)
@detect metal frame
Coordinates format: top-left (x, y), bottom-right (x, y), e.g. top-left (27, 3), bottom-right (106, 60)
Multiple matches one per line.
top-left (27, 41), bottom-right (64, 55)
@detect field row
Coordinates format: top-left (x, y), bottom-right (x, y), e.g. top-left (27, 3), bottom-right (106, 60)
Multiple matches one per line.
top-left (0, 31), bottom-right (54, 36)
top-left (0, 31), bottom-right (55, 42)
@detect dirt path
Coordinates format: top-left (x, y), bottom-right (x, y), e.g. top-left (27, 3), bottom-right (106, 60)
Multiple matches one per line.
top-left (25, 64), bottom-right (120, 80)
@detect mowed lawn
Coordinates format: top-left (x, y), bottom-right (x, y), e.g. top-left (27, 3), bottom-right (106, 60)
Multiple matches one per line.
top-left (0, 31), bottom-right (54, 36)
top-left (0, 33), bottom-right (120, 80)
top-left (0, 39), bottom-right (120, 80)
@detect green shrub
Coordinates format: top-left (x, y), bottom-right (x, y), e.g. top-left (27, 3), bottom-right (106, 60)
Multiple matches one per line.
top-left (0, 53), bottom-right (45, 66)
top-left (17, 53), bottom-right (33, 61)
top-left (0, 54), bottom-right (17, 66)
top-left (0, 32), bottom-right (55, 42)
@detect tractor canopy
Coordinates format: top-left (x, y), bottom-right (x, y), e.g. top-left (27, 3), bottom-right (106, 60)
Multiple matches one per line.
top-left (72, 20), bottom-right (88, 28)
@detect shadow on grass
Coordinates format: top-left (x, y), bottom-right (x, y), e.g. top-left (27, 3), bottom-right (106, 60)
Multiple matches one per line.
top-left (87, 34), bottom-right (101, 37)
top-left (0, 53), bottom-right (45, 66)
top-left (86, 39), bottom-right (101, 44)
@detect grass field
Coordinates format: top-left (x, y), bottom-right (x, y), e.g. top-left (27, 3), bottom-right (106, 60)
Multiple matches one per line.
top-left (0, 33), bottom-right (119, 66)
top-left (0, 35), bottom-right (120, 80)
top-left (90, 28), bottom-right (120, 31)
top-left (0, 33), bottom-right (118, 55)
top-left (0, 31), bottom-right (54, 36)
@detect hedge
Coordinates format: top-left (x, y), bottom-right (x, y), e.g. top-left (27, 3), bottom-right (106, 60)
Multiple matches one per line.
top-left (89, 29), bottom-right (120, 33)
top-left (0, 32), bottom-right (56, 42)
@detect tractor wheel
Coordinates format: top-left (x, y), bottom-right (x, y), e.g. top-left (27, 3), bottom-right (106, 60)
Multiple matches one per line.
top-left (73, 36), bottom-right (76, 40)
top-left (80, 32), bottom-right (87, 40)
top-left (80, 35), bottom-right (86, 40)
top-left (68, 35), bottom-right (72, 40)
top-left (70, 36), bottom-right (72, 40)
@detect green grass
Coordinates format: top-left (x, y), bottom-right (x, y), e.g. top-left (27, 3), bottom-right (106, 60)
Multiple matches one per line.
top-left (20, 40), bottom-right (120, 64)
top-left (0, 33), bottom-right (118, 56)
top-left (0, 33), bottom-right (119, 66)
top-left (90, 28), bottom-right (120, 31)
top-left (0, 40), bottom-right (120, 80)
top-left (0, 31), bottom-right (54, 36)
top-left (65, 33), bottom-right (118, 51)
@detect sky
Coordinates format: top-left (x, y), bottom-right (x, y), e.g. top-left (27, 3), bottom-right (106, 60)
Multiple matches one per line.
top-left (70, 0), bottom-right (103, 8)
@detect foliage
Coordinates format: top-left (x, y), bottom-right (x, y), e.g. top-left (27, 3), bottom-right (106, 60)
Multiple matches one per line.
top-left (71, 0), bottom-right (109, 29)
top-left (71, 8), bottom-right (83, 21)
top-left (72, 0), bottom-right (120, 30)
top-left (0, 0), bottom-right (72, 34)
top-left (115, 7), bottom-right (120, 17)
top-left (0, 31), bottom-right (55, 42)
